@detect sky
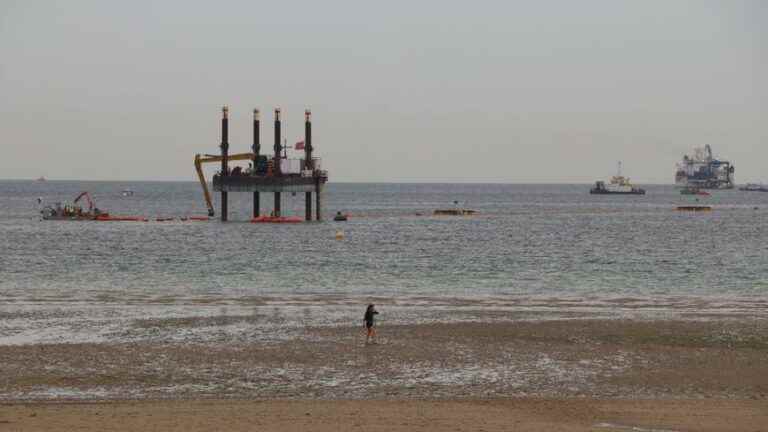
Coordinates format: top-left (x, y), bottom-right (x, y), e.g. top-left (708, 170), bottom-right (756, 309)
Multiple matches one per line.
top-left (1, 0), bottom-right (765, 183)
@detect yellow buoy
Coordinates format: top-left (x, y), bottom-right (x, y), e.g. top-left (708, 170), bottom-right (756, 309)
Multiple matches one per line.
top-left (335, 230), bottom-right (345, 240)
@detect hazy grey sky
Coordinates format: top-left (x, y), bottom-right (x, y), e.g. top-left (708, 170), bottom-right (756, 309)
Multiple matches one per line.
top-left (1, 0), bottom-right (765, 183)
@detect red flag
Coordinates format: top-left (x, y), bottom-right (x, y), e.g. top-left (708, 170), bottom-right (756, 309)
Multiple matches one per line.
top-left (294, 140), bottom-right (305, 150)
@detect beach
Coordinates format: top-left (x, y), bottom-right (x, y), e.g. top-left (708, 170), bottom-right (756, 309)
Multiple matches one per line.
top-left (2, 316), bottom-right (766, 430)
top-left (2, 181), bottom-right (767, 430)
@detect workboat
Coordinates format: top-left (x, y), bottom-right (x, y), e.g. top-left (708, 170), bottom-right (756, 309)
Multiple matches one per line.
top-left (739, 183), bottom-right (768, 192)
top-left (41, 192), bottom-right (149, 221)
top-left (40, 192), bottom-right (107, 220)
top-left (590, 162), bottom-right (645, 195)
top-left (333, 212), bottom-right (349, 221)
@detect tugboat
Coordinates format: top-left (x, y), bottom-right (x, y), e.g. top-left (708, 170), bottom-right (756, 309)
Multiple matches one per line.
top-left (590, 162), bottom-right (646, 195)
top-left (739, 183), bottom-right (768, 192)
top-left (333, 211), bottom-right (349, 221)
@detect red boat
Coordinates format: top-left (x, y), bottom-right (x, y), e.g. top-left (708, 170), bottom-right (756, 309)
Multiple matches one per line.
top-left (251, 215), bottom-right (303, 224)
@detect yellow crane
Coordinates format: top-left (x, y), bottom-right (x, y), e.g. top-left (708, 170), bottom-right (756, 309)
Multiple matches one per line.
top-left (194, 152), bottom-right (255, 217)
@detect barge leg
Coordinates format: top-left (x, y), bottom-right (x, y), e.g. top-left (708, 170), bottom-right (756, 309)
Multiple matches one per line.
top-left (273, 108), bottom-right (282, 217)
top-left (305, 110), bottom-right (314, 222)
top-left (221, 192), bottom-right (228, 221)
top-left (315, 181), bottom-right (322, 221)
top-left (274, 192), bottom-right (281, 217)
top-left (252, 109), bottom-right (261, 218)
top-left (220, 106), bottom-right (229, 222)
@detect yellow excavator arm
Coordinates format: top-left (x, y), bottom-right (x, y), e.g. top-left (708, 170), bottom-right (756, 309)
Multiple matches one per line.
top-left (194, 152), bottom-right (255, 216)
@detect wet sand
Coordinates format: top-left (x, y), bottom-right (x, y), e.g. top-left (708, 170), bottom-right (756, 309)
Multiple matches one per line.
top-left (1, 399), bottom-right (766, 432)
top-left (1, 318), bottom-right (767, 430)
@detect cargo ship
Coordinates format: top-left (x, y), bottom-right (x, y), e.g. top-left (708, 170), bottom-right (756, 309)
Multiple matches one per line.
top-left (590, 162), bottom-right (645, 195)
top-left (675, 145), bottom-right (734, 189)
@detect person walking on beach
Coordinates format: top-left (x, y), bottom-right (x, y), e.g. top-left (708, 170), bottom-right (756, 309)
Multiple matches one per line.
top-left (364, 304), bottom-right (379, 344)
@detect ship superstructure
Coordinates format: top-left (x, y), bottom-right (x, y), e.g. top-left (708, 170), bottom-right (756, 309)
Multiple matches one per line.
top-left (675, 145), bottom-right (734, 189)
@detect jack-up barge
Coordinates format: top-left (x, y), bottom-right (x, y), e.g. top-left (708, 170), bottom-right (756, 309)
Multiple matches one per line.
top-left (195, 107), bottom-right (329, 222)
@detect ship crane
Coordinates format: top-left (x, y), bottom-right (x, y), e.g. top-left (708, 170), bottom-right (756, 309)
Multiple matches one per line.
top-left (73, 191), bottom-right (95, 213)
top-left (194, 152), bottom-right (256, 217)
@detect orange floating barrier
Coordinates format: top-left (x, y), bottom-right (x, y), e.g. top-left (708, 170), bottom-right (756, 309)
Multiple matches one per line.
top-left (95, 215), bottom-right (148, 222)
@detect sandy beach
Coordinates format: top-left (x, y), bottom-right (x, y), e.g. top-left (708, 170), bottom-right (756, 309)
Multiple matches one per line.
top-left (1, 317), bottom-right (766, 430)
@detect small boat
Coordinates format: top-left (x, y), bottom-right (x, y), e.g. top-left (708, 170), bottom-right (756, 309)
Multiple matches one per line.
top-left (590, 162), bottom-right (645, 195)
top-left (121, 189), bottom-right (134, 197)
top-left (739, 183), bottom-right (768, 192)
top-left (36, 176), bottom-right (46, 182)
top-left (681, 185), bottom-right (710, 196)
top-left (333, 212), bottom-right (348, 221)
top-left (434, 209), bottom-right (476, 216)
top-left (676, 205), bottom-right (712, 212)
top-left (251, 215), bottom-right (303, 223)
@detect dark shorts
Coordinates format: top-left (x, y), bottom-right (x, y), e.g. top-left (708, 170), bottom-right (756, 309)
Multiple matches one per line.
top-left (365, 321), bottom-right (373, 328)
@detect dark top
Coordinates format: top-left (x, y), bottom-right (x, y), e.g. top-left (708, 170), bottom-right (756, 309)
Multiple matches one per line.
top-left (364, 309), bottom-right (379, 326)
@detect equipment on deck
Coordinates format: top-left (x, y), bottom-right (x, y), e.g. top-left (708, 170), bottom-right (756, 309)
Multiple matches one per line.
top-left (194, 152), bottom-right (256, 217)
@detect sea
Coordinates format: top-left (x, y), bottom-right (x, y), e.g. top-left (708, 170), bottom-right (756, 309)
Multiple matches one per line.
top-left (1, 180), bottom-right (767, 346)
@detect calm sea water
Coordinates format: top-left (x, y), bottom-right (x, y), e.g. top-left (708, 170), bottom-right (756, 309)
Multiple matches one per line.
top-left (2, 180), bottom-right (767, 346)
top-left (2, 180), bottom-right (767, 302)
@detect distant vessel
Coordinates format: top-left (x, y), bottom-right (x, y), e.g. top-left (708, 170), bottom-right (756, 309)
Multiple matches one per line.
top-left (36, 176), bottom-right (46, 182)
top-left (739, 183), bottom-right (768, 192)
top-left (675, 145), bottom-right (734, 189)
top-left (590, 162), bottom-right (645, 195)
top-left (121, 189), bottom-right (134, 197)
